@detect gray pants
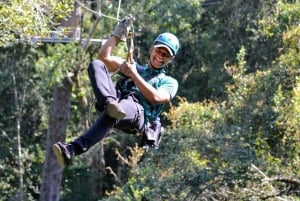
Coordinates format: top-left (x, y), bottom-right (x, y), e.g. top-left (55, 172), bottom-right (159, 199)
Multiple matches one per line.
top-left (72, 60), bottom-right (144, 155)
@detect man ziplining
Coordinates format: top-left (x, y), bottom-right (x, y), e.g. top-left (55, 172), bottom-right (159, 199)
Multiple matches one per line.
top-left (52, 14), bottom-right (180, 168)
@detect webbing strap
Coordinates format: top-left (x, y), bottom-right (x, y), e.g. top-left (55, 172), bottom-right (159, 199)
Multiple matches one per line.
top-left (125, 15), bottom-right (135, 62)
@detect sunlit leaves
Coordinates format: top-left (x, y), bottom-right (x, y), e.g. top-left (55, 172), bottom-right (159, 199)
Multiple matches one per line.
top-left (167, 97), bottom-right (221, 130)
top-left (35, 43), bottom-right (79, 86)
top-left (0, 0), bottom-right (74, 46)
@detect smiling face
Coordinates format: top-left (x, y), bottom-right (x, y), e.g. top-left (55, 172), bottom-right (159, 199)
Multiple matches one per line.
top-left (149, 46), bottom-right (174, 69)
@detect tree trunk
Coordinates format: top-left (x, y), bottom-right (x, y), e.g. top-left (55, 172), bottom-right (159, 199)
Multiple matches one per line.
top-left (91, 141), bottom-right (106, 198)
top-left (40, 78), bottom-right (72, 201)
top-left (59, 2), bottom-right (81, 39)
top-left (11, 56), bottom-right (24, 201)
top-left (40, 2), bottom-right (80, 200)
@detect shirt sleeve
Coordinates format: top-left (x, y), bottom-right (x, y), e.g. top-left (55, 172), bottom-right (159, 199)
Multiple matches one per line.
top-left (158, 75), bottom-right (178, 100)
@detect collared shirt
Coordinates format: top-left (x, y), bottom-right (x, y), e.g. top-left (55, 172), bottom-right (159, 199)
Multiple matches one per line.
top-left (131, 63), bottom-right (178, 121)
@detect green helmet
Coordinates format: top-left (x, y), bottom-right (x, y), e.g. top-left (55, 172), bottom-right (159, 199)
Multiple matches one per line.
top-left (154, 33), bottom-right (180, 56)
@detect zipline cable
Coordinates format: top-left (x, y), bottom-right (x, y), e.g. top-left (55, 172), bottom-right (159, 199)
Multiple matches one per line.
top-left (75, 0), bottom-right (118, 21)
top-left (124, 0), bottom-right (146, 62)
top-left (117, 0), bottom-right (122, 21)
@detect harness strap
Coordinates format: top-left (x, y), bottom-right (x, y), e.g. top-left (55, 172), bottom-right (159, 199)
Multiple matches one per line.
top-left (125, 15), bottom-right (134, 62)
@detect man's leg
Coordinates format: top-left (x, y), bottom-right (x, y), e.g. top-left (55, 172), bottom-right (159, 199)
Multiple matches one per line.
top-left (88, 60), bottom-right (125, 120)
top-left (53, 113), bottom-right (116, 167)
top-left (115, 96), bottom-right (145, 132)
top-left (73, 96), bottom-right (144, 154)
top-left (53, 59), bottom-right (121, 167)
top-left (71, 113), bottom-right (116, 154)
top-left (88, 60), bottom-right (117, 107)
top-left (53, 96), bottom-right (144, 168)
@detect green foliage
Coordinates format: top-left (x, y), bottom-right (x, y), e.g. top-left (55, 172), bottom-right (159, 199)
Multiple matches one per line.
top-left (105, 65), bottom-right (300, 200)
top-left (35, 43), bottom-right (79, 86)
top-left (0, 0), bottom-right (75, 46)
top-left (167, 97), bottom-right (221, 131)
top-left (0, 45), bottom-right (45, 200)
top-left (102, 5), bottom-right (300, 198)
top-left (1, 0), bottom-right (300, 200)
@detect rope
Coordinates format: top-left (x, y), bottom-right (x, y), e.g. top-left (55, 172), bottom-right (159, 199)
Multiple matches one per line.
top-left (75, 0), bottom-right (118, 21)
top-left (117, 0), bottom-right (122, 21)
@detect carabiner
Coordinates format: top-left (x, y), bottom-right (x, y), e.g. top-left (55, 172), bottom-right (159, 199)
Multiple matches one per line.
top-left (125, 15), bottom-right (135, 62)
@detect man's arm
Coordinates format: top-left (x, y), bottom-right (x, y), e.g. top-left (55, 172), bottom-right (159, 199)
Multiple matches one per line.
top-left (133, 73), bottom-right (171, 104)
top-left (99, 14), bottom-right (134, 73)
top-left (119, 62), bottom-right (171, 104)
top-left (100, 39), bottom-right (171, 104)
top-left (98, 36), bottom-right (124, 73)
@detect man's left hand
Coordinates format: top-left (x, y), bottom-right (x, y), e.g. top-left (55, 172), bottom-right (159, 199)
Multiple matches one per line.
top-left (119, 61), bottom-right (137, 78)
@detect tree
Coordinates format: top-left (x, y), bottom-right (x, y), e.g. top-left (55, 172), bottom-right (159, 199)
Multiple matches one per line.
top-left (0, 0), bottom-right (74, 46)
top-left (39, 77), bottom-right (73, 201)
top-left (0, 45), bottom-right (45, 201)
top-left (39, 1), bottom-right (104, 199)
top-left (1, 0), bottom-right (299, 200)
top-left (38, 4), bottom-right (83, 197)
top-left (101, 1), bottom-right (300, 200)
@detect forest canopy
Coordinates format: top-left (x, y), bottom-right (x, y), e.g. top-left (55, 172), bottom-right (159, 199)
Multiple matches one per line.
top-left (0, 0), bottom-right (299, 200)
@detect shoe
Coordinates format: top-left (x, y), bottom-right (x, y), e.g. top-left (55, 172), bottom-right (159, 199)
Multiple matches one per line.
top-left (52, 142), bottom-right (74, 168)
top-left (107, 101), bottom-right (126, 120)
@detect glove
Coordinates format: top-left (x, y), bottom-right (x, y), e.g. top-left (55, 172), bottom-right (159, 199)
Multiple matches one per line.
top-left (111, 14), bottom-right (134, 42)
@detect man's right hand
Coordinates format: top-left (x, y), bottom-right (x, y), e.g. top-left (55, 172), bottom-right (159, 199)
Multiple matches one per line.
top-left (111, 14), bottom-right (133, 42)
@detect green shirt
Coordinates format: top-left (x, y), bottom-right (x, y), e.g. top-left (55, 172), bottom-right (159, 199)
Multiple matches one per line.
top-left (132, 63), bottom-right (178, 120)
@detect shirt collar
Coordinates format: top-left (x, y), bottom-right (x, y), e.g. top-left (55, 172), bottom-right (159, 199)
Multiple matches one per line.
top-left (144, 64), bottom-right (166, 74)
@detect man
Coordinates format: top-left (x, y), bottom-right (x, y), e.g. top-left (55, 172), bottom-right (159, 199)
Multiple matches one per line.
top-left (53, 15), bottom-right (180, 167)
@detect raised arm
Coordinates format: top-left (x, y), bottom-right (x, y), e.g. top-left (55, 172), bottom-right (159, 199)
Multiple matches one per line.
top-left (98, 36), bottom-right (123, 73)
top-left (98, 14), bottom-right (134, 73)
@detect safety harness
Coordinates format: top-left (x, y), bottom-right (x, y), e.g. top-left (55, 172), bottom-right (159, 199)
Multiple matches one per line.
top-left (116, 66), bottom-right (165, 149)
top-left (116, 64), bottom-right (166, 119)
top-left (116, 14), bottom-right (165, 148)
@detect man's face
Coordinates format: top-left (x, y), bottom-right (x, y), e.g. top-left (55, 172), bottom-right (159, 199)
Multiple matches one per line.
top-left (149, 47), bottom-right (173, 68)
